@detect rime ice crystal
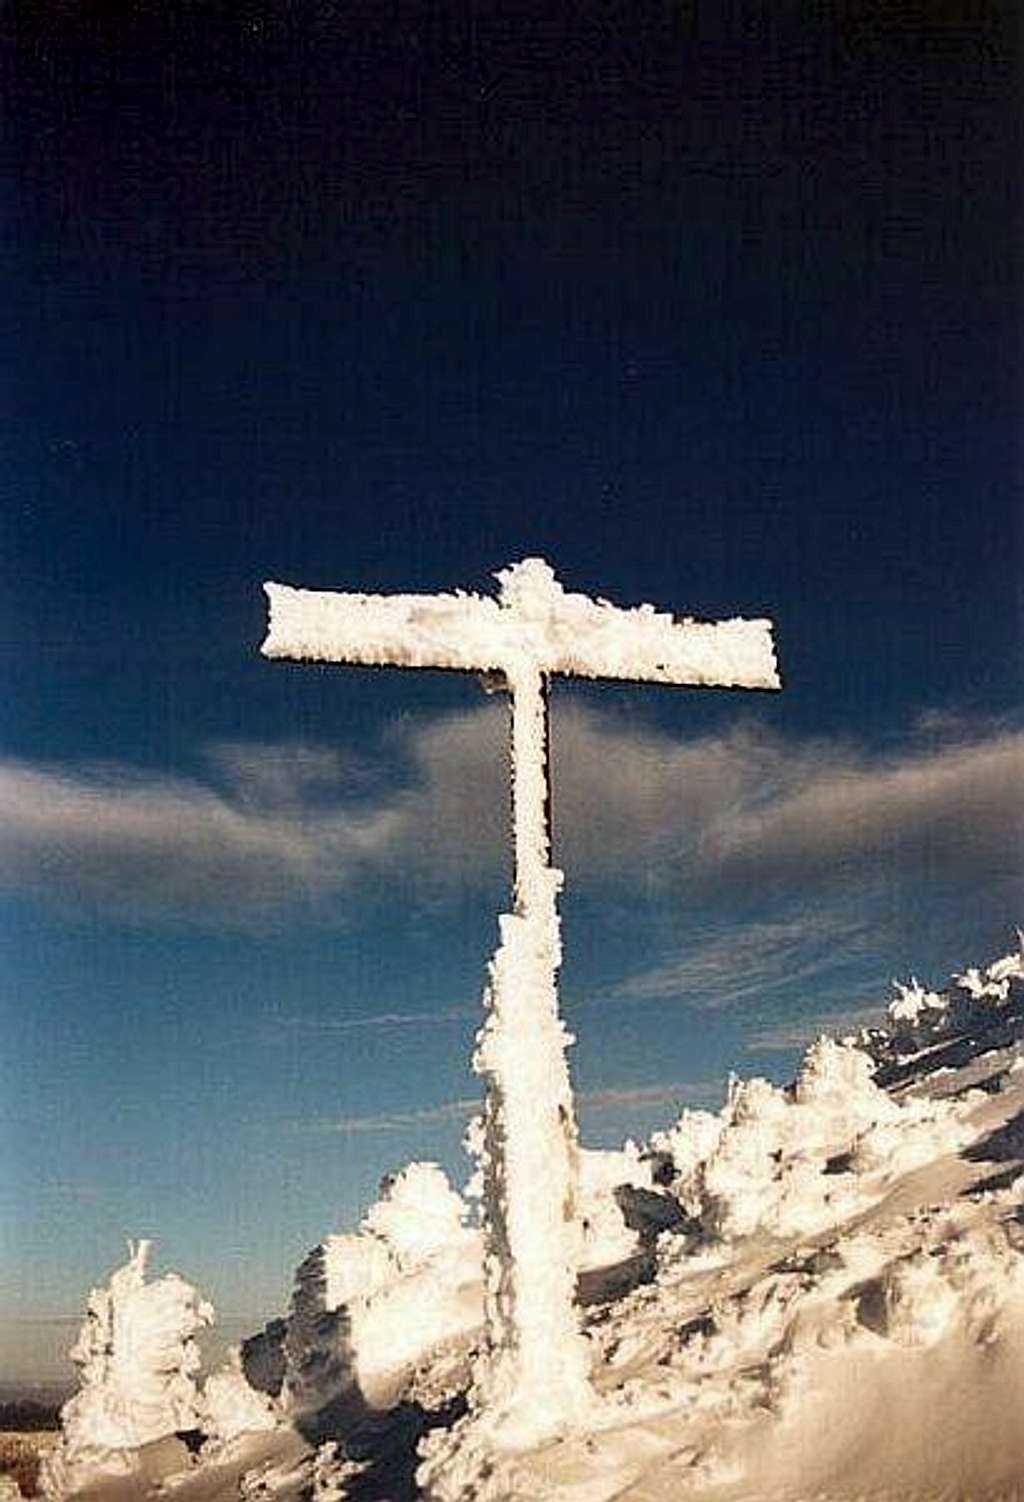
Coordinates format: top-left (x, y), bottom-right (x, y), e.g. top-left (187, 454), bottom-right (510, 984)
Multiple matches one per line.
top-left (280, 1163), bottom-right (482, 1425)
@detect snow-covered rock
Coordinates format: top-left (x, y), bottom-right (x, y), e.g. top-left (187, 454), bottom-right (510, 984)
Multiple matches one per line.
top-left (657, 1040), bottom-right (903, 1243)
top-left (577, 1144), bottom-right (653, 1271)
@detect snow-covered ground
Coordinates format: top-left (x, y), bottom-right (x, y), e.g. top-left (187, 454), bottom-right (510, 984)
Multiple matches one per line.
top-left (41, 942), bottom-right (1024, 1501)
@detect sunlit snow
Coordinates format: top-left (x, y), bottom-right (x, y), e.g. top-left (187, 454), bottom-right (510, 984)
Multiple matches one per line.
top-left (41, 939), bottom-right (1024, 1501)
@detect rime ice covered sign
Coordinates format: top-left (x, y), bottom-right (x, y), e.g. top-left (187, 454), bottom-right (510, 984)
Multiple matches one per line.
top-left (261, 559), bottom-right (780, 1461)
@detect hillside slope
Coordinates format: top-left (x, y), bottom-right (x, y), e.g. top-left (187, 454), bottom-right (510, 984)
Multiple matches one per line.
top-left (42, 945), bottom-right (1024, 1501)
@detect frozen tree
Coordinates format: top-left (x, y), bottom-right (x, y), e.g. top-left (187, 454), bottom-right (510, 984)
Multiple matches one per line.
top-left (282, 1163), bottom-right (481, 1427)
top-left (201, 1348), bottom-right (281, 1451)
top-left (42, 1241), bottom-right (213, 1497)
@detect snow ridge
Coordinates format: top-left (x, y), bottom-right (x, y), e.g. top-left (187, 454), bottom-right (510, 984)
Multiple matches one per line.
top-left (43, 939), bottom-right (1024, 1501)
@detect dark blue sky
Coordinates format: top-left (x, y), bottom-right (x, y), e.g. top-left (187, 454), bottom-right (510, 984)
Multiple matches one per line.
top-left (2, 3), bottom-right (1021, 1379)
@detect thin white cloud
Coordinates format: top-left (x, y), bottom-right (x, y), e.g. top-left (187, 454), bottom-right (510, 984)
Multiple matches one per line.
top-left (705, 727), bottom-right (1024, 891)
top-left (0, 707), bottom-right (1020, 927)
top-left (5, 1316), bottom-right (81, 1328)
top-left (35, 1182), bottom-right (111, 1204)
top-left (392, 704), bottom-right (1024, 901)
top-left (202, 740), bottom-right (371, 807)
top-left (744, 1001), bottom-right (887, 1054)
top-left (0, 751), bottom-right (402, 927)
top-left (295, 1099), bottom-right (479, 1135)
top-left (268, 1006), bottom-right (475, 1034)
top-left (595, 909), bottom-right (877, 1010)
top-left (388, 706), bottom-right (507, 888)
top-left (578, 1079), bottom-right (724, 1113)
top-left (293, 1079), bottom-right (724, 1136)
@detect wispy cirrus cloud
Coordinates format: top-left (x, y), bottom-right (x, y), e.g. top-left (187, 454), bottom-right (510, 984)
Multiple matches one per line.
top-left (0, 705), bottom-right (1020, 929)
top-left (743, 1001), bottom-right (887, 1054)
top-left (703, 726), bottom-right (1024, 893)
top-left (294, 1079), bottom-right (724, 1136)
top-left (267, 1005), bottom-right (476, 1034)
top-left (294, 1098), bottom-right (480, 1135)
top-left (594, 909), bottom-right (877, 1010)
top-left (203, 740), bottom-right (378, 808)
top-left (578, 1079), bottom-right (724, 1113)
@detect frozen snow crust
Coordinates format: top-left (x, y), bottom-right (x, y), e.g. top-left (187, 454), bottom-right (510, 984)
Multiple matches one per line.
top-left (45, 942), bottom-right (1024, 1500)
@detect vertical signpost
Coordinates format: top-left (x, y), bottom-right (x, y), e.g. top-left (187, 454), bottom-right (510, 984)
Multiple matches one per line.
top-left (261, 557), bottom-right (780, 1471)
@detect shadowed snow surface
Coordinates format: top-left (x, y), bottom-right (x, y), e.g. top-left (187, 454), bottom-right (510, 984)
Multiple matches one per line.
top-left (43, 945), bottom-right (1024, 1501)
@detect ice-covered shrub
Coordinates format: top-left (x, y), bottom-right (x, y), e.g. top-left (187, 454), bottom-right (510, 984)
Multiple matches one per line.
top-left (577, 1144), bottom-right (654, 1269)
top-left (201, 1348), bottom-right (280, 1450)
top-left (283, 1163), bottom-right (482, 1423)
top-left (655, 1039), bottom-right (939, 1242)
top-left (43, 1241), bottom-right (212, 1497)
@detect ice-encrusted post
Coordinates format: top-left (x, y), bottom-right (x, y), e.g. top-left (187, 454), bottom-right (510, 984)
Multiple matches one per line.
top-left (260, 557), bottom-right (780, 1462)
top-left (470, 656), bottom-right (593, 1443)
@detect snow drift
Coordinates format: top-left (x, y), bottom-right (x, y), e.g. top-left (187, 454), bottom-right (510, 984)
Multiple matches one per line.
top-left (42, 940), bottom-right (1024, 1500)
